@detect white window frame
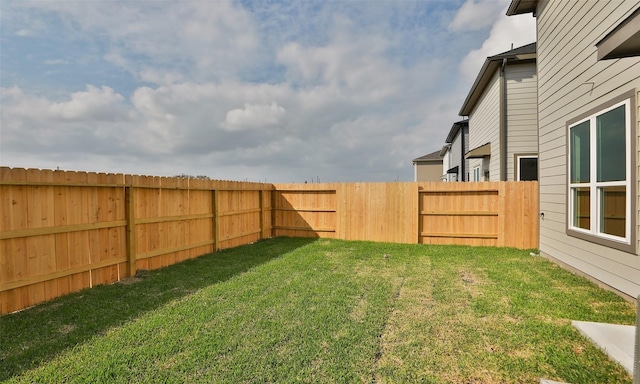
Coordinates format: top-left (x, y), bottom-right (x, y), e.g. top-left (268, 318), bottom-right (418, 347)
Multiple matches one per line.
top-left (515, 155), bottom-right (538, 181)
top-left (473, 166), bottom-right (480, 182)
top-left (567, 98), bottom-right (632, 246)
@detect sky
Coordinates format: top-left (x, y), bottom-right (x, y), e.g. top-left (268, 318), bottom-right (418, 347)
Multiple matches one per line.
top-left (0, 0), bottom-right (535, 183)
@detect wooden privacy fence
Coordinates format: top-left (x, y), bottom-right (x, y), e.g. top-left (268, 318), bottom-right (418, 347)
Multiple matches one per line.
top-left (1, 167), bottom-right (538, 315)
top-left (273, 181), bottom-right (539, 249)
top-left (1, 168), bottom-right (272, 314)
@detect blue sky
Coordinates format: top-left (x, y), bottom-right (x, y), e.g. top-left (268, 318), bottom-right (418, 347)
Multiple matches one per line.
top-left (0, 0), bottom-right (535, 182)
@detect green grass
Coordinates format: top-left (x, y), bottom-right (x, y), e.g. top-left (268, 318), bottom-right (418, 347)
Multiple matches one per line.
top-left (1, 238), bottom-right (636, 383)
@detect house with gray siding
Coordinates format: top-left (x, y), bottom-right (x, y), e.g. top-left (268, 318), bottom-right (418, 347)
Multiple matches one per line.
top-left (508, 0), bottom-right (640, 299)
top-left (444, 120), bottom-right (469, 182)
top-left (459, 43), bottom-right (538, 182)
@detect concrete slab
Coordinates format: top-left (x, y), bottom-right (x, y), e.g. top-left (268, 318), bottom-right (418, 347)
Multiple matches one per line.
top-left (572, 320), bottom-right (636, 375)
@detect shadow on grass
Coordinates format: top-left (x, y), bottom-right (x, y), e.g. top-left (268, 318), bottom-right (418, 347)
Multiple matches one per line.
top-left (0, 237), bottom-right (316, 381)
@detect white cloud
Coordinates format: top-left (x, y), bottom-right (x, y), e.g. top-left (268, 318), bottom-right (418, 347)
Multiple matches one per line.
top-left (16, 29), bottom-right (35, 37)
top-left (224, 102), bottom-right (286, 131)
top-left (449, 0), bottom-right (507, 32)
top-left (1, 1), bottom-right (520, 182)
top-left (1, 85), bottom-right (140, 163)
top-left (47, 85), bottom-right (127, 121)
top-left (276, 33), bottom-right (401, 104)
top-left (138, 68), bottom-right (185, 86)
top-left (2, 85), bottom-right (129, 123)
top-left (459, 13), bottom-right (536, 81)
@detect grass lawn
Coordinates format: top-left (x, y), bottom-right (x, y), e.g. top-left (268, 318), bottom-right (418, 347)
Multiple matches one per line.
top-left (1, 237), bottom-right (636, 383)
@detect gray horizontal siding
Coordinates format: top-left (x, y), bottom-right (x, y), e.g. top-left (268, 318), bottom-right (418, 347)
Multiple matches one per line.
top-left (468, 70), bottom-right (500, 181)
top-left (506, 63), bottom-right (537, 180)
top-left (537, 0), bottom-right (640, 298)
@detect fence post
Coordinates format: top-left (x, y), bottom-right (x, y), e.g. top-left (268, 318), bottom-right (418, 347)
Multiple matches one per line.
top-left (497, 182), bottom-right (506, 248)
top-left (271, 189), bottom-right (277, 238)
top-left (416, 185), bottom-right (421, 244)
top-left (125, 186), bottom-right (136, 277)
top-left (259, 190), bottom-right (264, 240)
top-left (334, 184), bottom-right (342, 240)
top-left (213, 189), bottom-right (219, 251)
top-left (634, 294), bottom-right (639, 384)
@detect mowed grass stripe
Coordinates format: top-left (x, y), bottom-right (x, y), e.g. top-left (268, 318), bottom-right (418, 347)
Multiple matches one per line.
top-left (1, 238), bottom-right (636, 383)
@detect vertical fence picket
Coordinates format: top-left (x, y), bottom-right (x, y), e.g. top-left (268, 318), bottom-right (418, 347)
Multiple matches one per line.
top-left (125, 186), bottom-right (136, 277)
top-left (213, 189), bottom-right (219, 251)
top-left (259, 190), bottom-right (264, 240)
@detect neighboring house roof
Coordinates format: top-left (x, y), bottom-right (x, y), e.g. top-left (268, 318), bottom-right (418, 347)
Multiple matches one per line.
top-left (445, 120), bottom-right (468, 143)
top-left (412, 150), bottom-right (444, 164)
top-left (438, 144), bottom-right (451, 157)
top-left (506, 0), bottom-right (538, 16)
top-left (596, 6), bottom-right (640, 60)
top-left (458, 42), bottom-right (536, 116)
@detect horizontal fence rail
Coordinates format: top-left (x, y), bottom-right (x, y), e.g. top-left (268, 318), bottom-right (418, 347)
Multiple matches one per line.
top-left (273, 181), bottom-right (539, 248)
top-left (1, 167), bottom-right (539, 314)
top-left (0, 167), bottom-right (273, 314)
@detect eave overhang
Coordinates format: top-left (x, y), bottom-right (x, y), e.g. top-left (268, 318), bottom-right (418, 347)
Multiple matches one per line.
top-left (465, 143), bottom-right (491, 159)
top-left (458, 45), bottom-right (536, 116)
top-left (445, 120), bottom-right (468, 143)
top-left (413, 159), bottom-right (443, 165)
top-left (506, 0), bottom-right (538, 16)
top-left (438, 144), bottom-right (451, 157)
top-left (596, 7), bottom-right (640, 60)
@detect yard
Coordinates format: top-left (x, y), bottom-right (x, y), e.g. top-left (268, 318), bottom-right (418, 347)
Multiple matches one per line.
top-left (0, 238), bottom-right (636, 383)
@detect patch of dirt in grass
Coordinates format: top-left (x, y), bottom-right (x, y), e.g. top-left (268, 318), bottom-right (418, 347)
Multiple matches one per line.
top-left (503, 314), bottom-right (520, 323)
top-left (353, 260), bottom-right (401, 282)
top-left (323, 251), bottom-right (341, 258)
top-left (332, 326), bottom-right (349, 340)
top-left (349, 294), bottom-right (368, 323)
top-left (459, 269), bottom-right (480, 284)
top-left (57, 324), bottom-right (76, 335)
top-left (372, 264), bottom-right (436, 382)
top-left (572, 345), bottom-right (585, 355)
top-left (374, 260), bottom-right (544, 383)
top-left (529, 291), bottom-right (545, 299)
top-left (551, 284), bottom-right (590, 295)
top-left (589, 300), bottom-right (636, 314)
top-left (442, 370), bottom-right (503, 384)
top-left (29, 301), bottom-right (63, 314)
top-left (160, 353), bottom-right (181, 370)
top-left (117, 276), bottom-right (143, 285)
top-left (534, 315), bottom-right (570, 326)
top-left (353, 264), bottom-right (376, 278)
top-left (509, 348), bottom-right (534, 359)
top-left (459, 268), bottom-right (487, 298)
top-left (309, 356), bottom-right (330, 383)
